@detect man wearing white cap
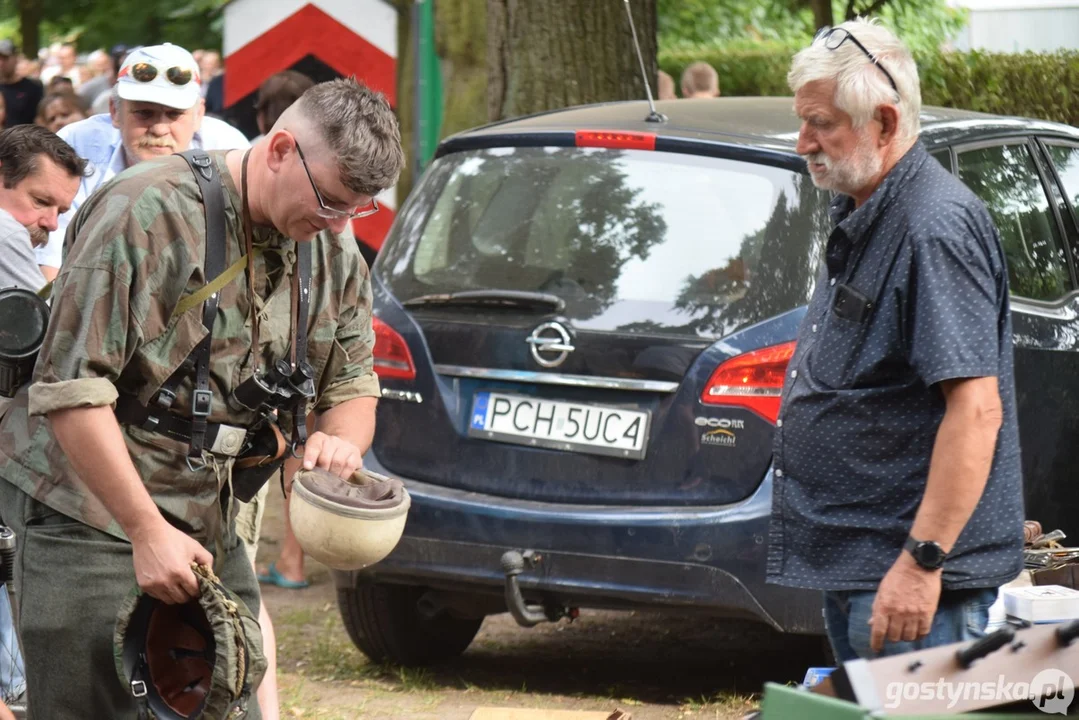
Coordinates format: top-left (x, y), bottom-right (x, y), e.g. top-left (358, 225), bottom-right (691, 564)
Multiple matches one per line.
top-left (29, 42), bottom-right (283, 720)
top-left (35, 42), bottom-right (250, 282)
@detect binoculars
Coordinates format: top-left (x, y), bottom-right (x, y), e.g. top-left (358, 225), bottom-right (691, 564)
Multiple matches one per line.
top-left (0, 289), bottom-right (50, 399)
top-left (222, 359), bottom-right (315, 502)
top-left (231, 359), bottom-right (315, 414)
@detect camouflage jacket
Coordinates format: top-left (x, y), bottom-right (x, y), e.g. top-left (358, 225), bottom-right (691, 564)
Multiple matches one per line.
top-left (0, 151), bottom-right (381, 542)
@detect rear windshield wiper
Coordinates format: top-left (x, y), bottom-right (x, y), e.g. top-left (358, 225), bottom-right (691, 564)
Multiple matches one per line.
top-left (402, 289), bottom-right (565, 313)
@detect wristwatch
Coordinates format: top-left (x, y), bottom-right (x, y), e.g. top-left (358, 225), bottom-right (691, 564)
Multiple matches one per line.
top-left (904, 536), bottom-right (947, 570)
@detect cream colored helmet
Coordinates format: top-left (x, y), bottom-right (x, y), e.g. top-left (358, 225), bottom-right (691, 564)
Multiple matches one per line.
top-left (289, 467), bottom-right (410, 570)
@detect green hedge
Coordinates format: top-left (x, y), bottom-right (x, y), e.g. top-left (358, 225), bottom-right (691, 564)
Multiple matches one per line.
top-left (660, 44), bottom-right (1079, 128)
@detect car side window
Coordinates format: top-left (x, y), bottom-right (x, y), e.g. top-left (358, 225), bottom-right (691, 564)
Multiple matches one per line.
top-left (1045, 143), bottom-right (1079, 220)
top-left (930, 149), bottom-right (952, 173)
top-left (957, 143), bottom-right (1072, 302)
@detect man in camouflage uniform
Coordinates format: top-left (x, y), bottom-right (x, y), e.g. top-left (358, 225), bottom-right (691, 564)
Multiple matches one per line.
top-left (0, 78), bottom-right (403, 718)
top-left (31, 41), bottom-right (287, 717)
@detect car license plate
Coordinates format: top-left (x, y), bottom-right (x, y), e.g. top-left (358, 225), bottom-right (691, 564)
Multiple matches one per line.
top-left (468, 391), bottom-right (650, 460)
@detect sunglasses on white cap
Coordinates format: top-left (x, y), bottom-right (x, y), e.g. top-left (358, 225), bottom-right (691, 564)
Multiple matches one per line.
top-left (122, 62), bottom-right (198, 87)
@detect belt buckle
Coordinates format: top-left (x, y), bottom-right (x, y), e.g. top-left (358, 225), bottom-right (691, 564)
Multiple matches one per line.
top-left (210, 425), bottom-right (247, 457)
top-left (192, 389), bottom-right (213, 418)
top-left (154, 387), bottom-right (177, 410)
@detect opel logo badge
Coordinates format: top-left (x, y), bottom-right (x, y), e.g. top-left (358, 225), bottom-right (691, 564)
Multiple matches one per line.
top-left (527, 321), bottom-right (574, 368)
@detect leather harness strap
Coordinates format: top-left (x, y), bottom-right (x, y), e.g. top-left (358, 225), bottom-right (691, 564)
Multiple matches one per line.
top-left (240, 150), bottom-right (313, 454)
top-left (179, 150), bottom-right (227, 460)
top-left (290, 242), bottom-right (313, 450)
top-left (114, 395), bottom-right (248, 458)
top-left (115, 150), bottom-right (314, 464)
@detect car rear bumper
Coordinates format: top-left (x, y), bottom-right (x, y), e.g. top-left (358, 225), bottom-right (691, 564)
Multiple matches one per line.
top-left (333, 454), bottom-right (824, 635)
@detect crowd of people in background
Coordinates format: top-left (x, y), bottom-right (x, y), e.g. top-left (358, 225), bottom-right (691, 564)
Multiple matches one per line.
top-left (0, 41), bottom-right (230, 137)
top-left (0, 38), bottom-right (725, 135)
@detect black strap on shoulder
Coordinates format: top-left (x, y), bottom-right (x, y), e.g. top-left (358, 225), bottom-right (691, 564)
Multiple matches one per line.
top-left (178, 150), bottom-right (227, 461)
top-left (290, 241), bottom-right (313, 450)
top-left (295, 242), bottom-right (311, 365)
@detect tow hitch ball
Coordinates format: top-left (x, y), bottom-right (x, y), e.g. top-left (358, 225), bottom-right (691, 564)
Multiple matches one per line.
top-left (500, 549), bottom-right (576, 628)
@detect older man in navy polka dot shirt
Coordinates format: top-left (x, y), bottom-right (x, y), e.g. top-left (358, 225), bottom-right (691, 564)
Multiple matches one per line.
top-left (767, 18), bottom-right (1024, 662)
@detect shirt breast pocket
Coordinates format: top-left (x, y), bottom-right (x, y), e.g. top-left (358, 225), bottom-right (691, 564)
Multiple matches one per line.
top-left (307, 317), bottom-right (345, 397)
top-left (808, 284), bottom-right (874, 389)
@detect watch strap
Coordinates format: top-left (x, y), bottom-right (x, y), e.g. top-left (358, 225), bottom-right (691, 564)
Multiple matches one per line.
top-left (904, 535), bottom-right (946, 569)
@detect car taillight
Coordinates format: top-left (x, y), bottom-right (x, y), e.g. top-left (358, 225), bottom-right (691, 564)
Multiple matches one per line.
top-left (373, 317), bottom-right (416, 381)
top-left (575, 130), bottom-right (656, 151)
top-left (700, 341), bottom-right (796, 424)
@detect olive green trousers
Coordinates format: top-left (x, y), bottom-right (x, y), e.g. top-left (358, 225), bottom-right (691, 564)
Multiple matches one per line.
top-left (0, 479), bottom-right (263, 720)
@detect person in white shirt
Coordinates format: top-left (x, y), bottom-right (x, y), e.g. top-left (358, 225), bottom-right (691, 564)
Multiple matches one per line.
top-left (0, 125), bottom-right (83, 290)
top-left (36, 42), bottom-right (250, 283)
top-left (40, 44), bottom-right (83, 89)
top-left (0, 123), bottom-right (85, 720)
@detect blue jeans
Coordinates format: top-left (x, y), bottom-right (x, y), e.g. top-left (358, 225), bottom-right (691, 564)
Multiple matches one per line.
top-left (823, 587), bottom-right (998, 662)
top-left (0, 590), bottom-right (25, 703)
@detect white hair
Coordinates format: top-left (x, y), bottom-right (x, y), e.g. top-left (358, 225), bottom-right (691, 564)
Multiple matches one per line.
top-left (788, 18), bottom-right (921, 140)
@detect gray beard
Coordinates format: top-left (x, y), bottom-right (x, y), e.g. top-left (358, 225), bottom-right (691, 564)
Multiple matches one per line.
top-left (804, 133), bottom-right (883, 197)
top-left (27, 225), bottom-right (47, 248)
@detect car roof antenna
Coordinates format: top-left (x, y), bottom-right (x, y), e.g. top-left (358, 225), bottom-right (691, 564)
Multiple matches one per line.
top-left (622, 0), bottom-right (666, 124)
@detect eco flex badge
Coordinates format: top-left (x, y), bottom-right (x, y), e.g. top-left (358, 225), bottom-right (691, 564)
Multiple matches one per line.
top-left (695, 417), bottom-right (744, 449)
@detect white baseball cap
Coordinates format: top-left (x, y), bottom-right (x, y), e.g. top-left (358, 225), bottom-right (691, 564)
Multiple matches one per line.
top-left (116, 43), bottom-right (202, 110)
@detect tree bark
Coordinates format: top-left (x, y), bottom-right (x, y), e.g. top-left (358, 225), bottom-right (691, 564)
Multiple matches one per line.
top-left (808, 0), bottom-right (834, 31)
top-left (439, 0), bottom-right (488, 138)
top-left (145, 11), bottom-right (163, 45)
top-left (397, 0), bottom-right (487, 201)
top-left (487, 0), bottom-right (658, 123)
top-left (486, 0), bottom-right (508, 122)
top-left (18, 0), bottom-right (41, 59)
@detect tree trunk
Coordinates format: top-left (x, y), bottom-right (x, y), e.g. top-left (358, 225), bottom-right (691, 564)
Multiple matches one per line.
top-left (18, 0), bottom-right (41, 59)
top-left (487, 0), bottom-right (658, 123)
top-left (397, 0), bottom-right (487, 201)
top-left (145, 12), bottom-right (163, 46)
top-left (808, 0), bottom-right (833, 31)
top-left (845, 0), bottom-right (894, 21)
top-left (395, 0), bottom-right (413, 200)
top-left (438, 0), bottom-right (488, 138)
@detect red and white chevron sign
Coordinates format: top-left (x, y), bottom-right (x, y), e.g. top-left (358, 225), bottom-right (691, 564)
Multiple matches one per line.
top-left (223, 0), bottom-right (399, 255)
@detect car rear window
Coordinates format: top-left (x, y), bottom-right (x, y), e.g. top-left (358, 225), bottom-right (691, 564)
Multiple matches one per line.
top-left (378, 147), bottom-right (830, 337)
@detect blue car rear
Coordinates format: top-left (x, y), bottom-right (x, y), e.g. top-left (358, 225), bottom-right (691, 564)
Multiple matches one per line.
top-left (333, 99), bottom-right (836, 665)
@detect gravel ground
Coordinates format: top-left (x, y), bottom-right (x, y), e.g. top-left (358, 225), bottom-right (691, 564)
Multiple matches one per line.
top-left (257, 488), bottom-right (822, 719)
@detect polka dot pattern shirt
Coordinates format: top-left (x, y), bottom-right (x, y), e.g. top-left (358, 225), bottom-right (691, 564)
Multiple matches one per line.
top-left (767, 142), bottom-right (1025, 593)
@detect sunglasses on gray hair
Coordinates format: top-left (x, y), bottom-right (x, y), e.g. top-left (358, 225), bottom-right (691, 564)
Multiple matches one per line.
top-left (814, 26), bottom-right (899, 99)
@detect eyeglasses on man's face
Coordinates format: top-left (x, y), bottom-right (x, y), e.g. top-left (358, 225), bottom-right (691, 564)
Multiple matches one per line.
top-left (814, 26), bottom-right (900, 99)
top-left (293, 139), bottom-right (379, 220)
